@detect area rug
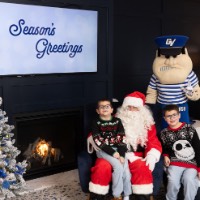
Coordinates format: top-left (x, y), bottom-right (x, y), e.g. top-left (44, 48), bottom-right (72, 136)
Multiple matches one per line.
top-left (2, 169), bottom-right (89, 200)
top-left (0, 169), bottom-right (166, 200)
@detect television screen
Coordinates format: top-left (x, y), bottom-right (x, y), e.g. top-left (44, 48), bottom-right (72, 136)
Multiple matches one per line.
top-left (0, 2), bottom-right (98, 75)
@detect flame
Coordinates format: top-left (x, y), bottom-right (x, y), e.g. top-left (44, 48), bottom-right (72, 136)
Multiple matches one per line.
top-left (35, 140), bottom-right (50, 157)
top-left (51, 148), bottom-right (55, 156)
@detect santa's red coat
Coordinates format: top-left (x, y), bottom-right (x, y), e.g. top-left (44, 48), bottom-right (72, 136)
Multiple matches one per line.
top-left (89, 124), bottom-right (162, 195)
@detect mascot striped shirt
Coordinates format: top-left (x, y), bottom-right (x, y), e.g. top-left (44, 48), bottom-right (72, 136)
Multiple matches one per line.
top-left (148, 71), bottom-right (199, 104)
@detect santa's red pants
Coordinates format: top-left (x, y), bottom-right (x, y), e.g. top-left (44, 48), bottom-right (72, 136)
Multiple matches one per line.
top-left (89, 158), bottom-right (153, 195)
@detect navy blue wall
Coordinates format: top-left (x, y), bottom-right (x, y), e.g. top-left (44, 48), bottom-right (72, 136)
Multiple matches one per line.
top-left (0, 0), bottom-right (113, 150)
top-left (1, 0), bottom-right (200, 153)
top-left (113, 0), bottom-right (200, 119)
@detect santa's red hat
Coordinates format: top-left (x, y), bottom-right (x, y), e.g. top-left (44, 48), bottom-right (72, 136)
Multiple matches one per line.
top-left (122, 91), bottom-right (145, 108)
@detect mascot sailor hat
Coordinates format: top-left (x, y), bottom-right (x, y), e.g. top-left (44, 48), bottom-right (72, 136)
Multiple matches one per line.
top-left (155, 35), bottom-right (189, 56)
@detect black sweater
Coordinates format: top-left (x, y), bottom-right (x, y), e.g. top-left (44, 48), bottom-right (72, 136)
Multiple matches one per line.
top-left (92, 116), bottom-right (127, 157)
top-left (160, 123), bottom-right (200, 172)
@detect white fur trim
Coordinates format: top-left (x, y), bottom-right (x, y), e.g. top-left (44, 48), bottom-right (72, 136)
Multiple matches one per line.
top-left (147, 148), bottom-right (161, 162)
top-left (126, 152), bottom-right (141, 163)
top-left (132, 183), bottom-right (153, 194)
top-left (123, 96), bottom-right (143, 108)
top-left (89, 182), bottom-right (109, 195)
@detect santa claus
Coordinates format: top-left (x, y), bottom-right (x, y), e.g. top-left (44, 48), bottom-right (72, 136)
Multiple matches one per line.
top-left (88, 91), bottom-right (162, 200)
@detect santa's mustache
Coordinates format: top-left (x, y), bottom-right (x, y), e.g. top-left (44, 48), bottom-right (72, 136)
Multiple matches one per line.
top-left (124, 110), bottom-right (140, 119)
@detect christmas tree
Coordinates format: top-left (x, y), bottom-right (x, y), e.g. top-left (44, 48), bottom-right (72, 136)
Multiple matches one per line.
top-left (0, 97), bottom-right (27, 198)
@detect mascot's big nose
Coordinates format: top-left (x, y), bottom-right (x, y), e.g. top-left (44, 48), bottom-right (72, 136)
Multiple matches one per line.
top-left (164, 56), bottom-right (177, 66)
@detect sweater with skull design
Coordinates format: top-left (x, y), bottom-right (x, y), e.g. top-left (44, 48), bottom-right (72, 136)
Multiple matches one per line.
top-left (160, 122), bottom-right (200, 172)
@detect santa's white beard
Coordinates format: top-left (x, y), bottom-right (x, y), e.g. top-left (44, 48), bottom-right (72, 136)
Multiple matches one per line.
top-left (116, 106), bottom-right (154, 151)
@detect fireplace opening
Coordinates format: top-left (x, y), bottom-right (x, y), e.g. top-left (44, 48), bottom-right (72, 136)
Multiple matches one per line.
top-left (14, 108), bottom-right (83, 180)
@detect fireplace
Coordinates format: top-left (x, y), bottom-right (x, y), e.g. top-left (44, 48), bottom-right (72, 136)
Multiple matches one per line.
top-left (13, 108), bottom-right (83, 180)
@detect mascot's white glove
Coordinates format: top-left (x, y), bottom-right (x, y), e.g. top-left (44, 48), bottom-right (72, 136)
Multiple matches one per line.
top-left (87, 135), bottom-right (100, 154)
top-left (186, 85), bottom-right (200, 101)
top-left (126, 152), bottom-right (141, 163)
top-left (182, 83), bottom-right (200, 101)
top-left (143, 154), bottom-right (156, 172)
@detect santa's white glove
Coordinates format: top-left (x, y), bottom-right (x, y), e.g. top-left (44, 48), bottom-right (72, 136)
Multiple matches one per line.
top-left (87, 135), bottom-right (100, 154)
top-left (126, 152), bottom-right (141, 163)
top-left (143, 154), bottom-right (156, 171)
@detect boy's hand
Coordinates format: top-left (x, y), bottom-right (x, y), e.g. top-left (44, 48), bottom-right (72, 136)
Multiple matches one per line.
top-left (164, 156), bottom-right (170, 167)
top-left (113, 152), bottom-right (120, 159)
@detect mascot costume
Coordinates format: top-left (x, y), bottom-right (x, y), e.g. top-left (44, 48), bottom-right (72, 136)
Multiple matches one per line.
top-left (87, 91), bottom-right (162, 200)
top-left (146, 35), bottom-right (200, 128)
top-left (146, 35), bottom-right (200, 200)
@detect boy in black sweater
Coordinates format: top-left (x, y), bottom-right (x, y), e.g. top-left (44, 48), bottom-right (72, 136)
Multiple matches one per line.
top-left (92, 99), bottom-right (131, 200)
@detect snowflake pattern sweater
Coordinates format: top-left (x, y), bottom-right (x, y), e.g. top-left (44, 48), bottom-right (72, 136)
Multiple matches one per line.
top-left (92, 116), bottom-right (127, 157)
top-left (160, 122), bottom-right (200, 172)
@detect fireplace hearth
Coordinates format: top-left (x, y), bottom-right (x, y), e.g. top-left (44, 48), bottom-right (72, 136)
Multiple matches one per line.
top-left (13, 108), bottom-right (83, 180)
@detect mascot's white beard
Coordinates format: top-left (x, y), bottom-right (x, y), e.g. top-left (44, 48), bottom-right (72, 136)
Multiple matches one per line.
top-left (116, 105), bottom-right (155, 151)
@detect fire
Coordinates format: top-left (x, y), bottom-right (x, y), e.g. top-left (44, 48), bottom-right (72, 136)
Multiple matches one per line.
top-left (23, 137), bottom-right (63, 165)
top-left (35, 140), bottom-right (50, 157)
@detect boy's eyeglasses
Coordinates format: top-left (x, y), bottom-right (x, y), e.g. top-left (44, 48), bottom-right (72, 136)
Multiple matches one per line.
top-left (165, 113), bottom-right (179, 120)
top-left (98, 105), bottom-right (111, 109)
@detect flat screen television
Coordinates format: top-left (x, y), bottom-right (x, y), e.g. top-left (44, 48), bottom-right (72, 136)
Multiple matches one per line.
top-left (0, 1), bottom-right (98, 75)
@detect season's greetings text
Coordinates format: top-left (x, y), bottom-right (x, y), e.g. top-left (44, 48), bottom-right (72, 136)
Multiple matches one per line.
top-left (9, 19), bottom-right (83, 59)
